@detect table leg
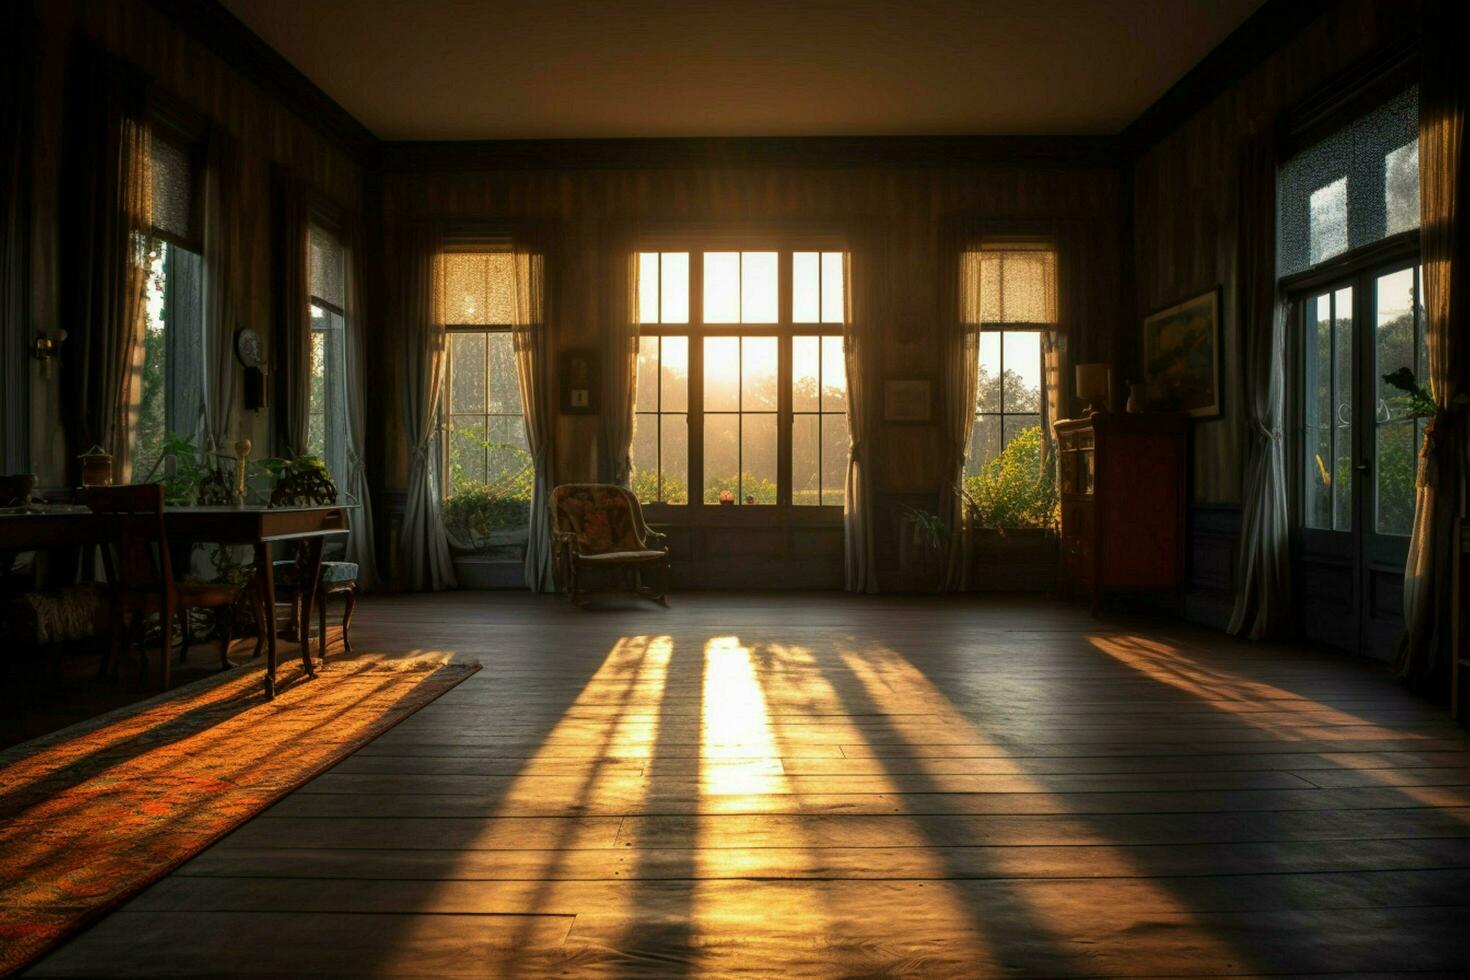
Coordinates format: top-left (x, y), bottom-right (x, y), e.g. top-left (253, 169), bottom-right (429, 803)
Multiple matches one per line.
top-left (298, 537), bottom-right (324, 677)
top-left (256, 542), bottom-right (278, 699)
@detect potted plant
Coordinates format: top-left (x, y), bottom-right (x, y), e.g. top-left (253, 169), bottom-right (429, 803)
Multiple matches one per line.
top-left (960, 426), bottom-right (1060, 592)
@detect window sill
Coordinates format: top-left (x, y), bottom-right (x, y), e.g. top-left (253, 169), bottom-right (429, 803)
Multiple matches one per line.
top-left (641, 503), bottom-right (844, 529)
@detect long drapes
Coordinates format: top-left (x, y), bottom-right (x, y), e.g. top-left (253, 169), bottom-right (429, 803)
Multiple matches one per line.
top-left (399, 223), bottom-right (456, 591)
top-left (342, 224), bottom-right (380, 590)
top-left (513, 243), bottom-right (555, 592)
top-left (603, 249), bottom-right (639, 487)
top-left (843, 247), bottom-right (877, 592)
top-left (943, 247), bottom-right (982, 591)
top-left (1397, 8), bottom-right (1468, 698)
top-left (1228, 135), bottom-right (1293, 640)
top-left (60, 44), bottom-right (152, 486)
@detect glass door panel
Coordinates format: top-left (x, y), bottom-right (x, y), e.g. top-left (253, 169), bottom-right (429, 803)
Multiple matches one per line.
top-left (1302, 287), bottom-right (1354, 532)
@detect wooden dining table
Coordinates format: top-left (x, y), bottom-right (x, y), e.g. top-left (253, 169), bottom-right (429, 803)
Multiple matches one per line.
top-left (0, 503), bottom-right (350, 698)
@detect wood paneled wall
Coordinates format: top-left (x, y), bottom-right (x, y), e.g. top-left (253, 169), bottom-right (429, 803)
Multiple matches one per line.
top-left (1131, 0), bottom-right (1422, 505)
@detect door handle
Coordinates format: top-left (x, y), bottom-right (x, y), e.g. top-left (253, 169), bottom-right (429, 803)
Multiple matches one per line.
top-left (1355, 463), bottom-right (1370, 473)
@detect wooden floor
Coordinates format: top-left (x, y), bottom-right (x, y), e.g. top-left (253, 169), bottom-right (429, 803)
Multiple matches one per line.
top-left (27, 593), bottom-right (1470, 977)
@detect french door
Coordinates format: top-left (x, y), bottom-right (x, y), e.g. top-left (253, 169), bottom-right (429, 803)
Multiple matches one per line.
top-left (1295, 252), bottom-right (1427, 658)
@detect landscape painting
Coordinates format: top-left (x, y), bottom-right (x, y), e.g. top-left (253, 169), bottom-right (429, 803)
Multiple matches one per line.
top-left (1142, 288), bottom-right (1221, 418)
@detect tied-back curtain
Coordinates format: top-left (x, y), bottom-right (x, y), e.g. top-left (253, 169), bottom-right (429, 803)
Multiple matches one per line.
top-left (843, 247), bottom-right (878, 593)
top-left (341, 224), bottom-right (380, 590)
top-left (272, 171), bottom-right (311, 458)
top-left (1397, 8), bottom-right (1468, 697)
top-left (201, 127), bottom-right (244, 462)
top-left (943, 248), bottom-right (983, 591)
top-left (60, 46), bottom-right (152, 486)
top-left (512, 243), bottom-right (555, 592)
top-left (603, 249), bottom-right (640, 486)
top-left (1229, 135), bottom-right (1294, 640)
top-left (400, 224), bottom-right (456, 591)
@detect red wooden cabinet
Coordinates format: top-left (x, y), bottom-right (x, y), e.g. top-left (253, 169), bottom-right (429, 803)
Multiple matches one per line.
top-left (1054, 413), bottom-right (1187, 610)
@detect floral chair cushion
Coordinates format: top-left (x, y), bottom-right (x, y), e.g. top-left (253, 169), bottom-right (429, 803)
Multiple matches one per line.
top-left (551, 485), bottom-right (643, 555)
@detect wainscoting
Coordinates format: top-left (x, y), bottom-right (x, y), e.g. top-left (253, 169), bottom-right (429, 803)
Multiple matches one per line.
top-left (1184, 504), bottom-right (1242, 632)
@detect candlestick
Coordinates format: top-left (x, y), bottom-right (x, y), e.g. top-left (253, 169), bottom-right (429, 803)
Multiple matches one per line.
top-left (233, 437), bottom-right (252, 504)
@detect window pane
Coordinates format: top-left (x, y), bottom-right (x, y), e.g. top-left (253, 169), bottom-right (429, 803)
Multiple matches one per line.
top-left (741, 413), bottom-right (777, 504)
top-left (661, 252), bottom-right (689, 324)
top-left (792, 414), bottom-right (819, 506)
top-left (792, 252), bottom-right (820, 322)
top-left (1375, 267), bottom-right (1417, 419)
top-left (977, 332), bottom-right (1001, 412)
top-left (661, 335), bottom-right (689, 412)
top-left (135, 245), bottom-right (169, 479)
top-left (704, 252), bottom-right (740, 322)
top-left (638, 252), bottom-right (660, 324)
top-left (487, 414), bottom-right (530, 488)
top-left (968, 415), bottom-right (1001, 475)
top-left (308, 328), bottom-right (327, 457)
top-left (792, 336), bottom-right (820, 412)
top-left (661, 413), bottom-right (689, 504)
top-left (448, 333), bottom-right (486, 415)
top-left (704, 336), bottom-right (739, 411)
top-left (742, 336), bottom-right (778, 411)
top-left (1309, 177), bottom-right (1349, 266)
top-left (741, 251), bottom-right (778, 323)
top-left (635, 336), bottom-right (659, 412)
top-left (1333, 286), bottom-right (1354, 533)
top-left (1376, 419), bottom-right (1416, 536)
top-left (704, 413), bottom-right (739, 503)
top-left (1279, 86), bottom-right (1418, 276)
top-left (448, 418), bottom-right (487, 492)
top-left (1003, 415), bottom-right (1042, 455)
top-left (1385, 141), bottom-right (1420, 237)
top-left (822, 413), bottom-right (849, 507)
top-left (821, 251), bottom-right (845, 323)
top-left (1303, 292), bottom-right (1333, 530)
top-left (1002, 331), bottom-right (1042, 413)
top-left (488, 332), bottom-right (520, 415)
top-left (150, 138), bottom-right (193, 241)
top-left (821, 335), bottom-right (847, 414)
top-left (632, 413), bottom-right (658, 502)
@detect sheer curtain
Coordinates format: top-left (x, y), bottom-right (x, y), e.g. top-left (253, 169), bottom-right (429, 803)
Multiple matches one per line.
top-left (60, 46), bottom-right (152, 485)
top-left (341, 225), bottom-right (379, 590)
top-left (273, 171), bottom-right (311, 458)
top-left (399, 224), bottom-right (456, 591)
top-left (1397, 12), bottom-right (1467, 697)
top-left (1228, 135), bottom-right (1293, 640)
top-left (603, 249), bottom-right (640, 486)
top-left (843, 248), bottom-right (877, 593)
top-left (944, 247), bottom-right (983, 591)
top-left (512, 243), bottom-right (555, 592)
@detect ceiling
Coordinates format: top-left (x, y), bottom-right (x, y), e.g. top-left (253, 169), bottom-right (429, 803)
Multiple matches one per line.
top-left (221, 0), bottom-right (1265, 142)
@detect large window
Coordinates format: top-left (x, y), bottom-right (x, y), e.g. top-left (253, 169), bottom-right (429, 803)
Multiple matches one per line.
top-left (1286, 85), bottom-right (1424, 539)
top-left (962, 244), bottom-right (1058, 528)
top-left (631, 246), bottom-right (848, 510)
top-left (307, 223), bottom-right (348, 483)
top-left (134, 133), bottom-right (203, 481)
top-left (439, 248), bottom-right (531, 552)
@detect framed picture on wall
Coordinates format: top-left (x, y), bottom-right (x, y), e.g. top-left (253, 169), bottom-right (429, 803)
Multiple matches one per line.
top-left (1141, 288), bottom-right (1222, 419)
top-left (883, 379), bottom-right (933, 423)
top-left (559, 349), bottom-right (600, 415)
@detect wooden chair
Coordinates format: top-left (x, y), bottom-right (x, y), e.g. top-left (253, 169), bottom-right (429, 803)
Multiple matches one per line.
top-left (269, 467), bottom-right (358, 663)
top-left (81, 484), bottom-right (260, 688)
top-left (550, 484), bottom-right (670, 606)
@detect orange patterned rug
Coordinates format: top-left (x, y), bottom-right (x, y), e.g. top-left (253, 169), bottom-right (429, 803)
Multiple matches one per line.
top-left (0, 656), bottom-right (479, 976)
